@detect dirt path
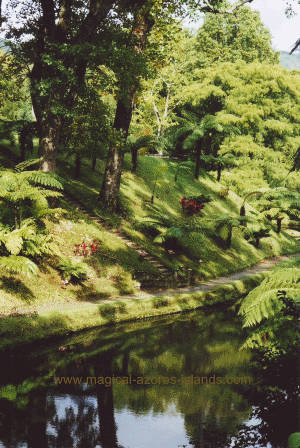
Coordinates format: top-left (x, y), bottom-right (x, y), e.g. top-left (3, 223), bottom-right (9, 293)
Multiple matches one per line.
top-left (3, 251), bottom-right (300, 318)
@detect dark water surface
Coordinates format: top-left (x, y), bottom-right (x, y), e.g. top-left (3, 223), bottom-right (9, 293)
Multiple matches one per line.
top-left (0, 307), bottom-right (299, 448)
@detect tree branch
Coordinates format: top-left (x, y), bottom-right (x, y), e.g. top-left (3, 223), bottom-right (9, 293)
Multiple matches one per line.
top-left (202, 0), bottom-right (254, 14)
top-left (290, 38), bottom-right (300, 54)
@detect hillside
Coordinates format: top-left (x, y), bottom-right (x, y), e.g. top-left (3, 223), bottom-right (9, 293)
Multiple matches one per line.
top-left (0, 144), bottom-right (299, 317)
top-left (280, 51), bottom-right (300, 70)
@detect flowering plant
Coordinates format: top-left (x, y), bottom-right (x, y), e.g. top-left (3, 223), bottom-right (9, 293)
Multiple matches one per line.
top-left (74, 239), bottom-right (99, 257)
top-left (180, 196), bottom-right (205, 215)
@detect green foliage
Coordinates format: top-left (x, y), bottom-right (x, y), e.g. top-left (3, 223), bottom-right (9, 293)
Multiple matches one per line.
top-left (239, 269), bottom-right (300, 328)
top-left (0, 159), bottom-right (64, 229)
top-left (254, 188), bottom-right (300, 232)
top-left (58, 257), bottom-right (88, 283)
top-left (172, 161), bottom-right (195, 182)
top-left (239, 268), bottom-right (300, 349)
top-left (0, 160), bottom-right (63, 276)
top-left (175, 112), bottom-right (223, 150)
top-left (0, 255), bottom-right (38, 277)
top-left (196, 4), bottom-right (280, 66)
top-left (288, 433), bottom-right (300, 448)
top-left (181, 61), bottom-right (300, 185)
top-left (153, 226), bottom-right (184, 244)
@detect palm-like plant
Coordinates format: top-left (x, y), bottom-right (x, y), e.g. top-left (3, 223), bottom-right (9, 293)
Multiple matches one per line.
top-left (240, 191), bottom-right (264, 217)
top-left (126, 134), bottom-right (156, 173)
top-left (171, 161), bottom-right (195, 183)
top-left (143, 207), bottom-right (206, 249)
top-left (255, 188), bottom-right (300, 233)
top-left (206, 213), bottom-right (248, 249)
top-left (174, 112), bottom-right (223, 180)
top-left (200, 153), bottom-right (238, 181)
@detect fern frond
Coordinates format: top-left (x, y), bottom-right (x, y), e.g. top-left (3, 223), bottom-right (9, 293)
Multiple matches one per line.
top-left (23, 171), bottom-right (64, 189)
top-left (239, 269), bottom-right (300, 327)
top-left (0, 255), bottom-right (38, 277)
top-left (34, 207), bottom-right (66, 218)
top-left (14, 159), bottom-right (41, 173)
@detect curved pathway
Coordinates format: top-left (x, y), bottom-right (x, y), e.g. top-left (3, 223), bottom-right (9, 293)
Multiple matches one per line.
top-left (2, 251), bottom-right (300, 318)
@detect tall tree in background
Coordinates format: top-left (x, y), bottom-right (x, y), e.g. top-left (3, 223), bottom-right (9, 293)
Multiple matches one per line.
top-left (3, 0), bottom-right (150, 173)
top-left (196, 3), bottom-right (280, 65)
top-left (1, 0), bottom-right (256, 212)
top-left (98, 3), bottom-right (155, 210)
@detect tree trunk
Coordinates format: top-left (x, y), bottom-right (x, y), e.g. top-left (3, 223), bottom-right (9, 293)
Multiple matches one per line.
top-left (255, 237), bottom-right (260, 248)
top-left (225, 227), bottom-right (232, 249)
top-left (75, 153), bottom-right (81, 179)
top-left (131, 147), bottom-right (138, 173)
top-left (38, 114), bottom-right (62, 172)
top-left (276, 217), bottom-right (283, 234)
top-left (98, 137), bottom-right (125, 212)
top-left (217, 163), bottom-right (222, 182)
top-left (20, 127), bottom-right (27, 162)
top-left (99, 8), bottom-right (154, 212)
top-left (195, 140), bottom-right (202, 180)
top-left (92, 156), bottom-right (97, 171)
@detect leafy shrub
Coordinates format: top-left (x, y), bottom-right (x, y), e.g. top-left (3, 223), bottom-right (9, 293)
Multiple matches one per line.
top-left (58, 257), bottom-right (88, 283)
top-left (152, 297), bottom-right (170, 308)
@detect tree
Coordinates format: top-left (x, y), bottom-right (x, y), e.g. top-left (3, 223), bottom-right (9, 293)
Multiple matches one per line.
top-left (180, 61), bottom-right (300, 184)
top-left (200, 153), bottom-right (238, 181)
top-left (174, 111), bottom-right (222, 179)
top-left (2, 0), bottom-right (255, 210)
top-left (206, 212), bottom-right (247, 248)
top-left (195, 3), bottom-right (280, 66)
top-left (3, 0), bottom-right (153, 174)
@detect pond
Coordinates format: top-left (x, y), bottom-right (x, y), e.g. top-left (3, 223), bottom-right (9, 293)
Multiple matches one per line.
top-left (0, 306), bottom-right (299, 448)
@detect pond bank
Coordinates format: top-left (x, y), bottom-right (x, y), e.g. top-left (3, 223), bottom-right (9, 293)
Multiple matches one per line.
top-left (1, 251), bottom-right (300, 350)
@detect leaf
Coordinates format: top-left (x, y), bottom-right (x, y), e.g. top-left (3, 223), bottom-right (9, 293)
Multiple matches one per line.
top-left (0, 256), bottom-right (38, 277)
top-left (14, 159), bottom-right (41, 173)
top-left (5, 232), bottom-right (23, 255)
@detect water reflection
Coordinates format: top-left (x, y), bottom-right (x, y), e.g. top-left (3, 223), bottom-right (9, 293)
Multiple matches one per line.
top-left (0, 308), bottom-right (298, 447)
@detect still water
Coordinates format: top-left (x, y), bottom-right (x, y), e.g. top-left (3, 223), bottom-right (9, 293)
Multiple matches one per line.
top-left (0, 307), bottom-right (298, 447)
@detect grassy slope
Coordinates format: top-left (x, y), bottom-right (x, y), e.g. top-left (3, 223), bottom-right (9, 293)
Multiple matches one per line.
top-left (0, 149), bottom-right (299, 316)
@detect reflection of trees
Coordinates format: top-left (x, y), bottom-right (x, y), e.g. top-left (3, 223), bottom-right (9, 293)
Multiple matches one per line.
top-left (0, 308), bottom-right (253, 448)
top-left (48, 398), bottom-right (98, 448)
top-left (111, 309), bottom-right (253, 447)
top-left (0, 401), bottom-right (28, 448)
top-left (95, 352), bottom-right (124, 448)
top-left (27, 390), bottom-right (48, 448)
top-left (227, 347), bottom-right (300, 448)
